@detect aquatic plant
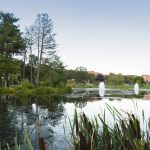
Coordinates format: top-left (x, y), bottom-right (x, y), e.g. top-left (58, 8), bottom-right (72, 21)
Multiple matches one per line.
top-left (0, 131), bottom-right (34, 150)
top-left (2, 106), bottom-right (150, 150)
top-left (69, 107), bottom-right (150, 150)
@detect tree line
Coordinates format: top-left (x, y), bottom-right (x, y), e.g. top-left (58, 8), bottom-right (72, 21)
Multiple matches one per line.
top-left (0, 11), bottom-right (146, 88)
top-left (0, 11), bottom-right (67, 88)
top-left (0, 11), bottom-right (101, 88)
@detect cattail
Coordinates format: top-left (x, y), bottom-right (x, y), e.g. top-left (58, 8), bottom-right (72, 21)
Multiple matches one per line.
top-left (38, 137), bottom-right (46, 150)
top-left (135, 118), bottom-right (141, 139)
top-left (79, 131), bottom-right (87, 150)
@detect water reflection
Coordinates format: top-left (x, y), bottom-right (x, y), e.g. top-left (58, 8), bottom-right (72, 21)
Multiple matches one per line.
top-left (1, 93), bottom-right (150, 149)
top-left (0, 95), bottom-right (65, 149)
top-left (0, 95), bottom-right (17, 147)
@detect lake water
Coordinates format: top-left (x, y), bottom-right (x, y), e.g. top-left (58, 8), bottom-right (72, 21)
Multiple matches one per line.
top-left (0, 94), bottom-right (150, 149)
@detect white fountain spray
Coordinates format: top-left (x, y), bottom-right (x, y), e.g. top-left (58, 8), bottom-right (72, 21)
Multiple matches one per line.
top-left (134, 83), bottom-right (139, 95)
top-left (99, 82), bottom-right (105, 97)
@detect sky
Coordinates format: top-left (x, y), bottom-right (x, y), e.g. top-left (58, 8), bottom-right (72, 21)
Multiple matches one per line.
top-left (1, 0), bottom-right (150, 75)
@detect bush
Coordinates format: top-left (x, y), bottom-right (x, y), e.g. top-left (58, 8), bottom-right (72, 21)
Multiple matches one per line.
top-left (66, 80), bottom-right (74, 87)
top-left (8, 87), bottom-right (15, 93)
top-left (45, 87), bottom-right (53, 94)
top-left (0, 87), bottom-right (15, 94)
top-left (57, 81), bottom-right (65, 87)
top-left (21, 80), bottom-right (33, 89)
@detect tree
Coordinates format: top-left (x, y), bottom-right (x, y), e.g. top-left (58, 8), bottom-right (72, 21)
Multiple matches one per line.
top-left (107, 73), bottom-right (125, 87)
top-left (0, 11), bottom-right (25, 87)
top-left (76, 66), bottom-right (87, 72)
top-left (20, 54), bottom-right (38, 84)
top-left (25, 26), bottom-right (35, 83)
top-left (40, 55), bottom-right (66, 87)
top-left (66, 67), bottom-right (89, 84)
top-left (0, 11), bottom-right (25, 56)
top-left (75, 66), bottom-right (88, 83)
top-left (124, 75), bottom-right (135, 85)
top-left (0, 56), bottom-right (21, 87)
top-left (26, 13), bottom-right (56, 86)
top-left (95, 73), bottom-right (105, 82)
top-left (133, 76), bottom-right (144, 86)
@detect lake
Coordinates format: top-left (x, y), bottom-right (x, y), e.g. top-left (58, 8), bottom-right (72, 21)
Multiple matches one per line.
top-left (0, 93), bottom-right (150, 149)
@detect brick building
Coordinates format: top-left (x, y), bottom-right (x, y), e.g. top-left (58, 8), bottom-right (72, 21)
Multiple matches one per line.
top-left (142, 75), bottom-right (150, 83)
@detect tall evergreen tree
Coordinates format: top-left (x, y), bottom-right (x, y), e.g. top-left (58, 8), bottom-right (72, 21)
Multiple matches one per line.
top-left (0, 11), bottom-right (25, 56)
top-left (0, 11), bottom-right (25, 87)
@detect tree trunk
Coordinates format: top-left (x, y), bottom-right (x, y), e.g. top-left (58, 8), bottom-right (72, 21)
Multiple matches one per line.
top-left (30, 53), bottom-right (33, 83)
top-left (4, 78), bottom-right (7, 88)
top-left (36, 31), bottom-right (44, 86)
top-left (23, 51), bottom-right (26, 80)
top-left (36, 29), bottom-right (40, 86)
top-left (36, 64), bottom-right (40, 86)
top-left (0, 77), bottom-right (2, 87)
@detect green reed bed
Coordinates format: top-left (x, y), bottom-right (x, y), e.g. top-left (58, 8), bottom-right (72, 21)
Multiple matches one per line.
top-left (69, 107), bottom-right (150, 150)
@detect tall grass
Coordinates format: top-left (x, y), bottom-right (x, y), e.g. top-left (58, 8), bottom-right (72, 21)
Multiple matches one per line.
top-left (70, 108), bottom-right (150, 150)
top-left (0, 131), bottom-right (34, 150)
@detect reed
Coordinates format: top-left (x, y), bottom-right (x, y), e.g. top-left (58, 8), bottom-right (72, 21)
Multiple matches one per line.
top-left (70, 107), bottom-right (150, 150)
top-left (0, 132), bottom-right (34, 150)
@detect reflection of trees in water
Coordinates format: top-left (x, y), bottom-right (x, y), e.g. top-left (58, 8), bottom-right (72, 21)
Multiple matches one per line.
top-left (74, 98), bottom-right (87, 110)
top-left (0, 95), bottom-right (17, 147)
top-left (0, 95), bottom-right (65, 148)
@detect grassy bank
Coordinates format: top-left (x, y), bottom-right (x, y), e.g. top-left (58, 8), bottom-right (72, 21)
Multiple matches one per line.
top-left (0, 85), bottom-right (72, 96)
top-left (71, 83), bottom-right (150, 90)
top-left (69, 82), bottom-right (133, 89)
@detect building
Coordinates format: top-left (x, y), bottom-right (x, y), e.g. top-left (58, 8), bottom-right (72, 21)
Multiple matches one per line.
top-left (88, 71), bottom-right (102, 77)
top-left (142, 75), bottom-right (150, 83)
top-left (88, 71), bottom-right (105, 83)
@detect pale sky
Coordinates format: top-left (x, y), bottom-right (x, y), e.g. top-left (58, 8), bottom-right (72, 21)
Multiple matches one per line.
top-left (1, 0), bottom-right (150, 75)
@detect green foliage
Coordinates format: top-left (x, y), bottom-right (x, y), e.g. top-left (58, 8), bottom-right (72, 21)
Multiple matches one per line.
top-left (39, 55), bottom-right (67, 87)
top-left (0, 11), bottom-right (25, 87)
top-left (55, 86), bottom-right (72, 94)
top-left (133, 76), bottom-right (144, 86)
top-left (70, 108), bottom-right (150, 150)
top-left (66, 67), bottom-right (89, 84)
top-left (107, 73), bottom-right (125, 86)
top-left (21, 80), bottom-right (33, 89)
top-left (75, 83), bottom-right (98, 88)
top-left (66, 80), bottom-right (74, 87)
top-left (106, 74), bottom-right (144, 87)
top-left (124, 75), bottom-right (135, 84)
top-left (0, 56), bottom-right (21, 79)
top-left (0, 87), bottom-right (15, 94)
top-left (35, 86), bottom-right (72, 95)
top-left (1, 131), bottom-right (34, 150)
top-left (142, 84), bottom-right (150, 89)
top-left (75, 66), bottom-right (88, 83)
top-left (0, 11), bottom-right (25, 56)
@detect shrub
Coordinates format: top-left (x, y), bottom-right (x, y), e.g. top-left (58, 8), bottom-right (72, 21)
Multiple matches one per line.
top-left (21, 80), bottom-right (33, 89)
top-left (66, 80), bottom-right (74, 87)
